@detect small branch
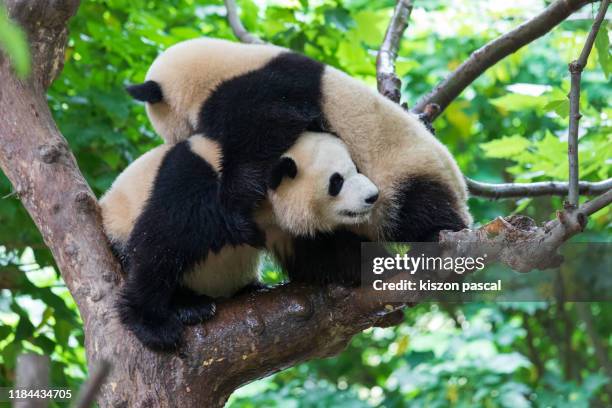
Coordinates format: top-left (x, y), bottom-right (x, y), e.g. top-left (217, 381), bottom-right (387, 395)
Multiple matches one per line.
top-left (376, 0), bottom-right (414, 103)
top-left (413, 0), bottom-right (596, 119)
top-left (578, 187), bottom-right (612, 216)
top-left (74, 360), bottom-right (111, 408)
top-left (224, 0), bottom-right (265, 44)
top-left (15, 354), bottom-right (50, 408)
top-left (467, 177), bottom-right (612, 199)
top-left (567, 0), bottom-right (609, 206)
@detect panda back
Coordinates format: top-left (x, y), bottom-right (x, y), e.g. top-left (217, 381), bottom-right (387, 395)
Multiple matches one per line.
top-left (100, 144), bottom-right (172, 244)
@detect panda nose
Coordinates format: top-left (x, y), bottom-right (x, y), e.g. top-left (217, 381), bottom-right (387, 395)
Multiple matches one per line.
top-left (365, 192), bottom-right (379, 204)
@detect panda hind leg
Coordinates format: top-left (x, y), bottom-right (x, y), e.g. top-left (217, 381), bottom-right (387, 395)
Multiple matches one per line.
top-left (171, 287), bottom-right (217, 326)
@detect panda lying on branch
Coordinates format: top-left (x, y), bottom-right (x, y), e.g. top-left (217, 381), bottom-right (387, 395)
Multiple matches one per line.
top-left (100, 132), bottom-right (379, 350)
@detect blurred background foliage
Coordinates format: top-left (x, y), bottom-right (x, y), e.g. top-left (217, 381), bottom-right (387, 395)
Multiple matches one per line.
top-left (0, 0), bottom-right (611, 406)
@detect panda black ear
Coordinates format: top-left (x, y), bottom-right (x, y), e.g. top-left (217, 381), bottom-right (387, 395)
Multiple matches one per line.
top-left (125, 80), bottom-right (163, 103)
top-left (268, 157), bottom-right (297, 190)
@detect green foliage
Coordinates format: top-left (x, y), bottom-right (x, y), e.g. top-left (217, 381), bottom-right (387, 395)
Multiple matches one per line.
top-left (1, 0), bottom-right (611, 406)
top-left (594, 25), bottom-right (610, 78)
top-left (0, 3), bottom-right (31, 77)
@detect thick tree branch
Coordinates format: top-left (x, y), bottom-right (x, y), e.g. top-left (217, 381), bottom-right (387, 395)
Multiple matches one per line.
top-left (224, 0), bottom-right (265, 44)
top-left (467, 177), bottom-right (612, 199)
top-left (567, 0), bottom-right (609, 205)
top-left (376, 0), bottom-right (413, 103)
top-left (412, 0), bottom-right (596, 118)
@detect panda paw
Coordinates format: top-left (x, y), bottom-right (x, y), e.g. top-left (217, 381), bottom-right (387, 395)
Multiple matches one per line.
top-left (125, 314), bottom-right (185, 351)
top-left (230, 212), bottom-right (266, 248)
top-left (171, 287), bottom-right (216, 325)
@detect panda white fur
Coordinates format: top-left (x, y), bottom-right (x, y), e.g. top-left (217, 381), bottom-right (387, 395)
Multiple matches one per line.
top-left (126, 38), bottom-right (472, 251)
top-left (100, 131), bottom-right (378, 350)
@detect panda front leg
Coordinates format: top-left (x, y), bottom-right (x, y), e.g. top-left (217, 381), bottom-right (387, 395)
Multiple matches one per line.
top-left (218, 163), bottom-right (268, 247)
top-left (116, 253), bottom-right (189, 351)
top-left (385, 177), bottom-right (467, 243)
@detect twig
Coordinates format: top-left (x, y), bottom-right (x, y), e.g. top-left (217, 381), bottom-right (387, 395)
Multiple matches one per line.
top-left (413, 0), bottom-right (596, 119)
top-left (73, 360), bottom-right (111, 408)
top-left (567, 0), bottom-right (609, 206)
top-left (578, 187), bottom-right (612, 216)
top-left (467, 177), bottom-right (612, 199)
top-left (376, 0), bottom-right (413, 103)
top-left (224, 0), bottom-right (265, 44)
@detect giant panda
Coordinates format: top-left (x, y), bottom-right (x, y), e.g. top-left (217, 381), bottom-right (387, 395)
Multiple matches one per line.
top-left (126, 38), bottom-right (472, 252)
top-left (100, 131), bottom-right (378, 350)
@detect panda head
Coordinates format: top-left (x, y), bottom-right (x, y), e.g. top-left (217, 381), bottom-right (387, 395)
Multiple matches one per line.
top-left (268, 132), bottom-right (379, 237)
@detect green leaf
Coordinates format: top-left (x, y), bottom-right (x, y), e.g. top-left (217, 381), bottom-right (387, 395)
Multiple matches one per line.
top-left (480, 135), bottom-right (531, 159)
top-left (490, 93), bottom-right (547, 113)
top-left (0, 325), bottom-right (12, 342)
top-left (0, 5), bottom-right (31, 78)
top-left (31, 335), bottom-right (56, 354)
top-left (544, 99), bottom-right (569, 118)
top-left (324, 8), bottom-right (354, 32)
top-left (594, 25), bottom-right (610, 78)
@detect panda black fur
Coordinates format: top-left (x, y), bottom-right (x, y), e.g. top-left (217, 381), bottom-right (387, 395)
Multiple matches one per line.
top-left (126, 38), bottom-right (471, 255)
top-left (100, 132), bottom-right (379, 350)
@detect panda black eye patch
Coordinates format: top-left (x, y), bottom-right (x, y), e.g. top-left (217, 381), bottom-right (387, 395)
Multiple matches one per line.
top-left (328, 173), bottom-right (344, 196)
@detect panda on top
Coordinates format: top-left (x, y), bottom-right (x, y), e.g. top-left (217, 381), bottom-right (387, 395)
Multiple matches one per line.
top-left (126, 37), bottom-right (472, 278)
top-left (100, 131), bottom-right (378, 350)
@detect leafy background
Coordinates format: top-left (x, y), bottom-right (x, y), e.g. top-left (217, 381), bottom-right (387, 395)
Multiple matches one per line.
top-left (0, 0), bottom-right (610, 406)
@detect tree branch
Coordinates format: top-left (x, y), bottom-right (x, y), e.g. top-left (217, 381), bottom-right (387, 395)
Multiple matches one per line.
top-left (467, 177), bottom-right (612, 199)
top-left (567, 0), bottom-right (609, 205)
top-left (224, 0), bottom-right (265, 44)
top-left (376, 0), bottom-right (413, 103)
top-left (412, 0), bottom-right (596, 119)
